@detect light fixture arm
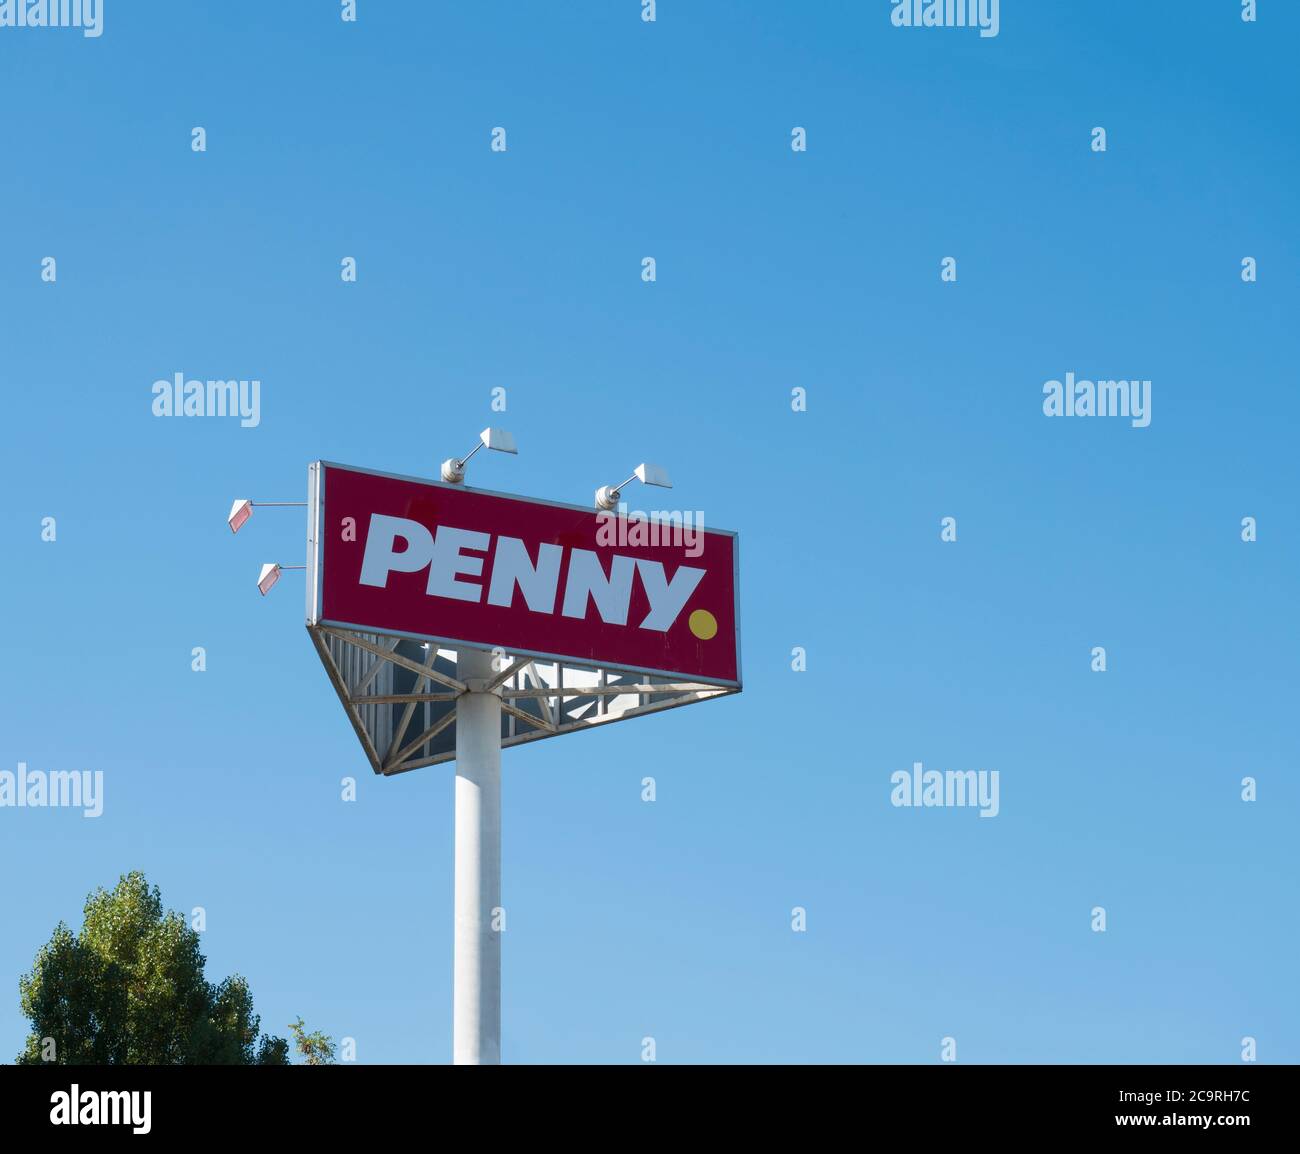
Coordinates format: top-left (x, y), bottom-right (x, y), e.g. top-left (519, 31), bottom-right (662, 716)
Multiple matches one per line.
top-left (456, 441), bottom-right (485, 470)
top-left (594, 462), bottom-right (673, 511)
top-left (442, 427), bottom-right (518, 485)
top-left (228, 498), bottom-right (307, 533)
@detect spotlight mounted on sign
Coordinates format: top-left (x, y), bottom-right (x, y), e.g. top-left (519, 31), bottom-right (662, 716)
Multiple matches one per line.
top-left (228, 499), bottom-right (306, 534)
top-left (257, 562), bottom-right (305, 596)
top-left (594, 462), bottom-right (672, 511)
top-left (441, 428), bottom-right (518, 485)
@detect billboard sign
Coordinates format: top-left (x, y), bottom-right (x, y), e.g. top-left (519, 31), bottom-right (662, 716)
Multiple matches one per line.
top-left (306, 462), bottom-right (740, 688)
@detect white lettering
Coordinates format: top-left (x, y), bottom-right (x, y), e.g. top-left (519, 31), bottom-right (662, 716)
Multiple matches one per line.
top-left (561, 549), bottom-right (635, 626)
top-left (359, 514), bottom-right (435, 587)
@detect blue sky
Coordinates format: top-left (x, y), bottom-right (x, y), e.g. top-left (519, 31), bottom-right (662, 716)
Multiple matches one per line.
top-left (1, 0), bottom-right (1296, 1063)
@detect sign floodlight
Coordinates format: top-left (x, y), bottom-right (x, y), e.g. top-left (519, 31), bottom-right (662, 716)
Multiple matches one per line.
top-left (228, 498), bottom-right (307, 534)
top-left (257, 562), bottom-right (304, 596)
top-left (595, 461), bottom-right (672, 511)
top-left (441, 427), bottom-right (518, 484)
top-left (229, 499), bottom-right (253, 533)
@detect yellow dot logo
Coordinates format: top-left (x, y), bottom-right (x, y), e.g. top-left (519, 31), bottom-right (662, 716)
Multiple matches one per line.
top-left (688, 609), bottom-right (718, 640)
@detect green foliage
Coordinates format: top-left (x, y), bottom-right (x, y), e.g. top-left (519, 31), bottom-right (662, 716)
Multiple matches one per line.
top-left (287, 1016), bottom-right (337, 1065)
top-left (16, 871), bottom-right (289, 1065)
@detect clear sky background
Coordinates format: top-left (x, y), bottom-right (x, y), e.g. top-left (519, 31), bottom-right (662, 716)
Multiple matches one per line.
top-left (1, 1), bottom-right (1296, 1064)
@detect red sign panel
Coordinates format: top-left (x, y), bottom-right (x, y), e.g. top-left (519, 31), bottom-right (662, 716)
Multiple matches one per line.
top-left (308, 463), bottom-right (740, 687)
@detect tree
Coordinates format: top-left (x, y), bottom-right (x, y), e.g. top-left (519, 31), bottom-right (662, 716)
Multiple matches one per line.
top-left (16, 871), bottom-right (289, 1065)
top-left (287, 1017), bottom-right (337, 1065)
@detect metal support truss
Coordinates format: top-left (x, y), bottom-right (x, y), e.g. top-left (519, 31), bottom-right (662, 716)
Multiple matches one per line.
top-left (307, 624), bottom-right (738, 775)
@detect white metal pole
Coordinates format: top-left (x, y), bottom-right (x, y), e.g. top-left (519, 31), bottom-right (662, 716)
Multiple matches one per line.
top-left (453, 647), bottom-right (502, 1064)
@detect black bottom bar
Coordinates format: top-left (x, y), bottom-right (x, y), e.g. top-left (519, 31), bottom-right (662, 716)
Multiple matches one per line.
top-left (0, 1062), bottom-right (1288, 1140)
